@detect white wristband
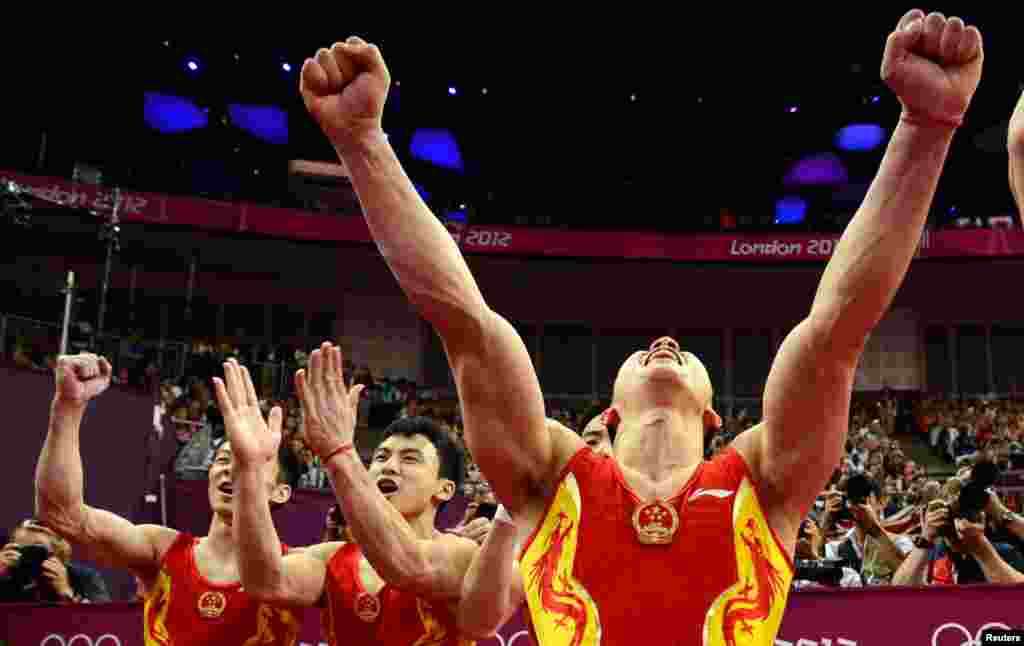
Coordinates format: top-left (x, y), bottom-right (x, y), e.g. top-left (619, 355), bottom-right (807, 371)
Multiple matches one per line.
top-left (494, 504), bottom-right (514, 525)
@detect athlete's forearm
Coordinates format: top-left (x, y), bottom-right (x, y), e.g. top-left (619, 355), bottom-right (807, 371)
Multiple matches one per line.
top-left (35, 399), bottom-right (89, 534)
top-left (324, 449), bottom-right (434, 588)
top-left (810, 120), bottom-right (955, 356)
top-left (891, 546), bottom-right (930, 585)
top-left (1009, 92), bottom-right (1024, 214)
top-left (234, 467), bottom-right (288, 597)
top-left (456, 516), bottom-right (522, 638)
top-left (871, 530), bottom-right (907, 571)
top-left (970, 539), bottom-right (1024, 584)
top-left (338, 132), bottom-right (489, 335)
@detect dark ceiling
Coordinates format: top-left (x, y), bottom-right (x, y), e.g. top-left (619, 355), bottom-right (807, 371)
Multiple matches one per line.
top-left (3, 9), bottom-right (1022, 234)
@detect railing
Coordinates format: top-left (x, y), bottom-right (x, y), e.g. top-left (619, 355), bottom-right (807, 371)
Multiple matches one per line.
top-left (1, 311), bottom-right (297, 399)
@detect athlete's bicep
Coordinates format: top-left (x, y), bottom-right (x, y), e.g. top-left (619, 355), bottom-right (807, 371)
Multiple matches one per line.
top-left (75, 505), bottom-right (177, 577)
top-left (756, 318), bottom-right (858, 518)
top-left (273, 542), bottom-right (338, 607)
top-left (418, 535), bottom-right (479, 601)
top-left (447, 310), bottom-right (554, 514)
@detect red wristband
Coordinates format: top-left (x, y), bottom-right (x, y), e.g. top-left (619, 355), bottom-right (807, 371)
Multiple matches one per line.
top-left (320, 443), bottom-right (355, 463)
top-left (900, 111), bottom-right (963, 130)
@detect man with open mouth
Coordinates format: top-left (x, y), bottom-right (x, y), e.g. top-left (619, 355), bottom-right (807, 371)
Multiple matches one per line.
top-left (35, 353), bottom-right (306, 645)
top-left (297, 13), bottom-right (985, 644)
top-left (219, 347), bottom-right (523, 645)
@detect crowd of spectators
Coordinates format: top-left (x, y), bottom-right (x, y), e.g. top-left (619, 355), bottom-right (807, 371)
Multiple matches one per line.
top-left (6, 336), bottom-right (1024, 602)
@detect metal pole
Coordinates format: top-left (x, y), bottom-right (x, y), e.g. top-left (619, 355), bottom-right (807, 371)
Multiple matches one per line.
top-left (37, 131), bottom-right (47, 170)
top-left (184, 254), bottom-right (197, 324)
top-left (59, 271), bottom-right (75, 355)
top-left (128, 264), bottom-right (138, 325)
top-left (96, 188), bottom-right (121, 342)
top-left (159, 474), bottom-right (168, 526)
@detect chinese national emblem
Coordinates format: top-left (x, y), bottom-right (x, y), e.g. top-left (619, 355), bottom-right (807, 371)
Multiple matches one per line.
top-left (632, 498), bottom-right (680, 545)
top-left (354, 591), bottom-right (381, 622)
top-left (197, 590), bottom-right (227, 619)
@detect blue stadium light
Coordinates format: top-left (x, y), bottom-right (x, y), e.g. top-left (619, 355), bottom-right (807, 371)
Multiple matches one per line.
top-left (414, 183), bottom-right (431, 202)
top-left (775, 196), bottom-right (808, 224)
top-left (448, 86), bottom-right (457, 96)
top-left (784, 153), bottom-right (849, 186)
top-left (410, 128), bottom-right (465, 172)
top-left (186, 58), bottom-right (200, 72)
top-left (144, 92), bottom-right (209, 134)
top-left (836, 124), bottom-right (886, 152)
top-left (282, 62), bottom-right (292, 72)
top-left (227, 104), bottom-right (289, 145)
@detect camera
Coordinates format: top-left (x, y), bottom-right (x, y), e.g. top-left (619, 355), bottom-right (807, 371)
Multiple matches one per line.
top-left (0, 544), bottom-right (52, 601)
top-left (9, 545), bottom-right (49, 585)
top-left (794, 559), bottom-right (849, 587)
top-left (471, 502), bottom-right (498, 522)
top-left (934, 460), bottom-right (1001, 538)
top-left (833, 474), bottom-right (876, 524)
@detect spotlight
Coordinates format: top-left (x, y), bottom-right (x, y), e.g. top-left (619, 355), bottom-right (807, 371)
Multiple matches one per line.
top-left (788, 105), bottom-right (798, 113)
top-left (186, 59), bottom-right (199, 72)
top-left (282, 62), bottom-right (292, 72)
top-left (448, 86), bottom-right (457, 96)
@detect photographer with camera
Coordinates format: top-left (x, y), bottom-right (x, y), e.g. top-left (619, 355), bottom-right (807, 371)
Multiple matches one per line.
top-left (893, 462), bottom-right (1024, 585)
top-left (821, 474), bottom-right (913, 585)
top-left (793, 517), bottom-right (863, 588)
top-left (0, 519), bottom-right (110, 603)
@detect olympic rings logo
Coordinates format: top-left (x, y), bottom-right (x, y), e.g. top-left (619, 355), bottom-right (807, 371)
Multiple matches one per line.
top-left (490, 630), bottom-right (530, 646)
top-left (931, 622), bottom-right (1012, 646)
top-left (39, 635), bottom-right (123, 646)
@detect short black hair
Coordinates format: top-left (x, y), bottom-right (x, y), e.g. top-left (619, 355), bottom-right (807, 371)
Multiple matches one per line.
top-left (381, 416), bottom-right (465, 496)
top-left (579, 406), bottom-right (616, 444)
top-left (846, 473), bottom-right (882, 503)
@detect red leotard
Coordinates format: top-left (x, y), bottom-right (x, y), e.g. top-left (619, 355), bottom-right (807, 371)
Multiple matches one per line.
top-left (518, 446), bottom-right (795, 646)
top-left (143, 532), bottom-right (302, 646)
top-left (321, 542), bottom-right (475, 646)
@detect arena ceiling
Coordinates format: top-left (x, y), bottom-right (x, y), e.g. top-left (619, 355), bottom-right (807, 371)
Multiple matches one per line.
top-left (3, 9), bottom-right (1022, 235)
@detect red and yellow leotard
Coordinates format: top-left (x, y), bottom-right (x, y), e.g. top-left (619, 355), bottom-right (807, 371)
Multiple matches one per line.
top-left (519, 446), bottom-right (794, 645)
top-left (143, 532), bottom-right (302, 645)
top-left (321, 542), bottom-right (475, 646)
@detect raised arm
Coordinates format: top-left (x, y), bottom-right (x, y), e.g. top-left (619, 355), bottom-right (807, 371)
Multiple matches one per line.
top-left (743, 11), bottom-right (984, 529)
top-left (295, 345), bottom-right (480, 600)
top-left (1010, 90), bottom-right (1024, 215)
top-left (455, 506), bottom-right (525, 639)
top-left (212, 359), bottom-right (330, 606)
top-left (299, 41), bottom-right (570, 513)
top-left (34, 355), bottom-right (176, 579)
top-left (956, 519), bottom-right (1024, 584)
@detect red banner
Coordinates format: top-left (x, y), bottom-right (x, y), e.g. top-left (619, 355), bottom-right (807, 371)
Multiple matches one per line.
top-left (5, 171), bottom-right (1023, 263)
top-left (4, 585), bottom-right (1024, 645)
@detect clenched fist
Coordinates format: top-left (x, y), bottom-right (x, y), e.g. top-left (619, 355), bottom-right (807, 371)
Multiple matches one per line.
top-left (55, 354), bottom-right (111, 406)
top-left (300, 37), bottom-right (391, 152)
top-left (881, 9), bottom-right (983, 127)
